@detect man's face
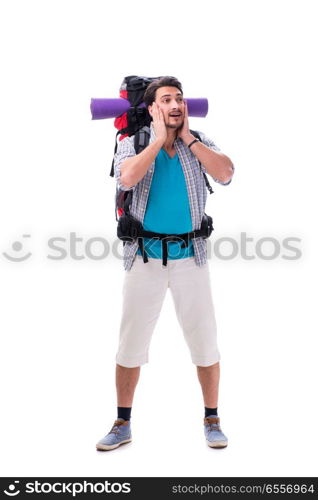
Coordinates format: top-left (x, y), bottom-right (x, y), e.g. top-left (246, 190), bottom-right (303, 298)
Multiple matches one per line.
top-left (148, 86), bottom-right (185, 129)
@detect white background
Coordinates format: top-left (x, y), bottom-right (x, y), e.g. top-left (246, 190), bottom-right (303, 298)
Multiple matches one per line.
top-left (0, 0), bottom-right (317, 478)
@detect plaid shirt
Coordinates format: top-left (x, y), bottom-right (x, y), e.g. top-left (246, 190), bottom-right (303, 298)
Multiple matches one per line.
top-left (114, 122), bottom-right (233, 271)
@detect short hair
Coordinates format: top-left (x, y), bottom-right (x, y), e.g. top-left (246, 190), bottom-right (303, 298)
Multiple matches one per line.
top-left (143, 76), bottom-right (183, 107)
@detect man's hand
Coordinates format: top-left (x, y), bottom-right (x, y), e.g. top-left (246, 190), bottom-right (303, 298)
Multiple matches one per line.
top-left (177, 100), bottom-right (195, 145)
top-left (151, 102), bottom-right (167, 145)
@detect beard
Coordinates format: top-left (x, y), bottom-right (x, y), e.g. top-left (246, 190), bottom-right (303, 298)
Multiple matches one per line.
top-left (165, 118), bottom-right (184, 130)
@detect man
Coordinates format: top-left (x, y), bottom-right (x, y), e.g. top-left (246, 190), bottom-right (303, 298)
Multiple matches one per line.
top-left (96, 76), bottom-right (234, 451)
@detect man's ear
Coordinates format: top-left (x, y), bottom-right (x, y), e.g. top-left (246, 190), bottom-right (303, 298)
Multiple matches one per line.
top-left (148, 104), bottom-right (153, 118)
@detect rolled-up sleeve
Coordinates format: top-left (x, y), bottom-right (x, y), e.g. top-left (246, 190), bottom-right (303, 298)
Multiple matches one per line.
top-left (196, 130), bottom-right (235, 186)
top-left (113, 136), bottom-right (136, 191)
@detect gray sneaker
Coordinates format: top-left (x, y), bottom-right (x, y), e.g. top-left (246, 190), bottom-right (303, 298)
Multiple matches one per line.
top-left (204, 416), bottom-right (228, 448)
top-left (96, 418), bottom-right (132, 451)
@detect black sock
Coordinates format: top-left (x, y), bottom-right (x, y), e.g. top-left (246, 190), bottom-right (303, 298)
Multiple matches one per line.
top-left (117, 407), bottom-right (132, 421)
top-left (205, 407), bottom-right (218, 418)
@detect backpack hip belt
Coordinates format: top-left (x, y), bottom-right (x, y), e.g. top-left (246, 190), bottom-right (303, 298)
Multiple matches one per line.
top-left (117, 213), bottom-right (213, 267)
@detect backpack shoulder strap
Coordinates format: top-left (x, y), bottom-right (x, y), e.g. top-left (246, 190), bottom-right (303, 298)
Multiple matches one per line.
top-left (110, 130), bottom-right (122, 177)
top-left (189, 129), bottom-right (201, 141)
top-left (134, 125), bottom-right (151, 154)
top-left (189, 129), bottom-right (213, 195)
top-left (132, 126), bottom-right (213, 195)
top-left (113, 126), bottom-right (151, 221)
top-left (110, 124), bottom-right (150, 178)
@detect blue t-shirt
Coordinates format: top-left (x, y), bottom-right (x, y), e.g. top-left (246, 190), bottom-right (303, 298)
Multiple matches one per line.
top-left (137, 148), bottom-right (194, 260)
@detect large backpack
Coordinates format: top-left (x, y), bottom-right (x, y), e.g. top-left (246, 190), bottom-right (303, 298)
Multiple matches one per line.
top-left (109, 75), bottom-right (213, 221)
top-left (109, 75), bottom-right (160, 177)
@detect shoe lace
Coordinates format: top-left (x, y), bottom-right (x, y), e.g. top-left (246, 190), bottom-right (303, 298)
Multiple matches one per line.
top-left (109, 420), bottom-right (125, 435)
top-left (205, 417), bottom-right (221, 432)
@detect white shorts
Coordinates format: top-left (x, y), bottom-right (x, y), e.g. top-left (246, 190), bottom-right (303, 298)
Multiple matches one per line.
top-left (115, 255), bottom-right (220, 367)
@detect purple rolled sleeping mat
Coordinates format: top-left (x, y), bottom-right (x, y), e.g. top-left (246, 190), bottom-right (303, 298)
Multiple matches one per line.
top-left (90, 97), bottom-right (208, 119)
